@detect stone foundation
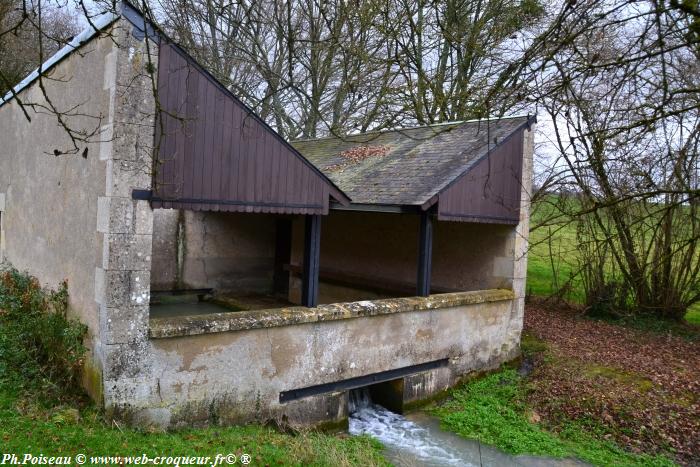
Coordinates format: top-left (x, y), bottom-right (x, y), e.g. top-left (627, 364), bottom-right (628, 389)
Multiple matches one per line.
top-left (103, 290), bottom-right (521, 429)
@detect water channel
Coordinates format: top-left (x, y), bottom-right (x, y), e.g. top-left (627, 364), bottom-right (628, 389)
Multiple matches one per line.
top-left (348, 388), bottom-right (588, 467)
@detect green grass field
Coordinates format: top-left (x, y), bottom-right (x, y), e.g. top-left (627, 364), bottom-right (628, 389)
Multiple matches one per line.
top-left (527, 202), bottom-right (700, 325)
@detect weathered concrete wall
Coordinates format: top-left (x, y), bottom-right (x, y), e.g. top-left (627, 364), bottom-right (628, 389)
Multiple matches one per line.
top-left (0, 27), bottom-right (113, 338)
top-left (150, 209), bottom-right (179, 290)
top-left (150, 210), bottom-right (276, 293)
top-left (111, 291), bottom-right (519, 428)
top-left (288, 211), bottom-right (514, 304)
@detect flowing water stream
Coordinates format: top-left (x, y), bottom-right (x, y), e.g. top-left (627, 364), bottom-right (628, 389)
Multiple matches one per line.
top-left (348, 388), bottom-right (589, 467)
top-left (348, 388), bottom-right (479, 466)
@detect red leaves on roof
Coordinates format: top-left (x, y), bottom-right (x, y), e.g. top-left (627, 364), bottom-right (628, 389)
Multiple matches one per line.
top-left (325, 145), bottom-right (390, 172)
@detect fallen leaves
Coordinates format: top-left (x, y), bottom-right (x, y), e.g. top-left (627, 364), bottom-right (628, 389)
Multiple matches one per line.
top-left (523, 304), bottom-right (700, 466)
top-left (324, 145), bottom-right (390, 172)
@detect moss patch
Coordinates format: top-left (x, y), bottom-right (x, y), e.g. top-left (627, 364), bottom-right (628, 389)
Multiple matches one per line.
top-left (582, 365), bottom-right (654, 393)
top-left (521, 333), bottom-right (548, 355)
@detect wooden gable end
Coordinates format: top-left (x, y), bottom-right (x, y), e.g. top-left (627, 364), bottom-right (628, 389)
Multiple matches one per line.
top-left (437, 129), bottom-right (524, 224)
top-left (152, 41), bottom-right (346, 214)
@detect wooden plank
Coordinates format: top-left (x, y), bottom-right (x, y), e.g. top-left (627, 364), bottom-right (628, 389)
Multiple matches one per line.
top-left (211, 91), bottom-right (225, 211)
top-left (151, 42), bottom-right (343, 214)
top-left (190, 68), bottom-right (209, 210)
top-left (172, 51), bottom-right (189, 204)
top-left (159, 43), bottom-right (177, 199)
top-left (438, 129), bottom-right (523, 224)
top-left (230, 102), bottom-right (241, 203)
top-left (223, 100), bottom-right (233, 204)
top-left (153, 42), bottom-right (169, 200)
top-left (180, 58), bottom-right (196, 210)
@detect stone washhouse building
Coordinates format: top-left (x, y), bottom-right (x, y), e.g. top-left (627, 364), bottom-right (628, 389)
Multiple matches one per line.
top-left (0, 2), bottom-right (534, 428)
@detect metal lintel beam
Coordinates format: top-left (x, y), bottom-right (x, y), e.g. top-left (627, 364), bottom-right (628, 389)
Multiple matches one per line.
top-left (279, 358), bottom-right (448, 403)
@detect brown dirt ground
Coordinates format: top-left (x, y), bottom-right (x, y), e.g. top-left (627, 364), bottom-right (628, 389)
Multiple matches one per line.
top-left (523, 303), bottom-right (700, 466)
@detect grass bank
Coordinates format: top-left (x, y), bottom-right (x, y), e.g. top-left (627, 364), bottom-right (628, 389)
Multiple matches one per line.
top-left (431, 304), bottom-right (700, 466)
top-left (432, 369), bottom-right (674, 466)
top-left (0, 389), bottom-right (387, 467)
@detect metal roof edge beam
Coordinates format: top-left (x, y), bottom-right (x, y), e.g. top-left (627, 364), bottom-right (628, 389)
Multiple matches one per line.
top-left (328, 187), bottom-right (351, 206)
top-left (421, 195), bottom-right (438, 211)
top-left (120, 1), bottom-right (160, 43)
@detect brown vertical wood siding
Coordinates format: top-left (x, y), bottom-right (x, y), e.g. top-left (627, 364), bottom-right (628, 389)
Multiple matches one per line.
top-left (152, 41), bottom-right (342, 214)
top-left (437, 129), bottom-right (524, 224)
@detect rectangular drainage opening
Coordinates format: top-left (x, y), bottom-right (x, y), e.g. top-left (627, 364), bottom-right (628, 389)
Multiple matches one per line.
top-left (279, 358), bottom-right (448, 404)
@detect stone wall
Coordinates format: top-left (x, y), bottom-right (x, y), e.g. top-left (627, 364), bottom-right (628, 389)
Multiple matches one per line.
top-left (97, 19), bottom-right (159, 410)
top-left (116, 290), bottom-right (520, 428)
top-left (0, 25), bottom-right (114, 339)
top-left (150, 210), bottom-right (276, 293)
top-left (0, 14), bottom-right (163, 404)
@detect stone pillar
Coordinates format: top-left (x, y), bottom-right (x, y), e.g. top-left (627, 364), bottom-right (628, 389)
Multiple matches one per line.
top-left (508, 124), bottom-right (535, 344)
top-left (93, 19), bottom-right (159, 416)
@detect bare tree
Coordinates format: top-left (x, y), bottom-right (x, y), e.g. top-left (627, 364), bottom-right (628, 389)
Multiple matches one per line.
top-left (155, 0), bottom-right (544, 138)
top-left (383, 0), bottom-right (543, 124)
top-left (0, 1), bottom-right (79, 96)
top-left (502, 0), bottom-right (700, 320)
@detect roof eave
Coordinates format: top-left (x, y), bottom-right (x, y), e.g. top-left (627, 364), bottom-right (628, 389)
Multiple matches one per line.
top-left (330, 202), bottom-right (421, 214)
top-left (329, 188), bottom-right (351, 206)
top-left (421, 195), bottom-right (439, 211)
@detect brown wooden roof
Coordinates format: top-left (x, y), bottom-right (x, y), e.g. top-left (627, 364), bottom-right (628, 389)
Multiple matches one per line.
top-left (152, 41), bottom-right (349, 215)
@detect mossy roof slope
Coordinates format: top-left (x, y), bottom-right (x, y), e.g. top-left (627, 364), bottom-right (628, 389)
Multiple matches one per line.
top-left (292, 116), bottom-right (529, 206)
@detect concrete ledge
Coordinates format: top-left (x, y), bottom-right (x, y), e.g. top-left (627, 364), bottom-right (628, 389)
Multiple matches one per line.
top-left (148, 289), bottom-right (515, 339)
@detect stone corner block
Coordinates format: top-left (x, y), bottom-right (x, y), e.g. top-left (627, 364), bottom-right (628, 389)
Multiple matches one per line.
top-left (106, 159), bottom-right (153, 198)
top-left (101, 341), bottom-right (152, 380)
top-left (103, 233), bottom-right (153, 271)
top-left (100, 304), bottom-right (149, 345)
top-left (97, 196), bottom-right (134, 234)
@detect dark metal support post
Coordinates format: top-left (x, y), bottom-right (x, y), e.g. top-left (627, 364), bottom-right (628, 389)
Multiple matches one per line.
top-left (417, 211), bottom-right (433, 297)
top-left (302, 215), bottom-right (322, 307)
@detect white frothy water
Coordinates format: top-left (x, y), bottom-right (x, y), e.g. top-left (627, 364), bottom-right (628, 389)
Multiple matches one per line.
top-left (348, 389), bottom-right (477, 466)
